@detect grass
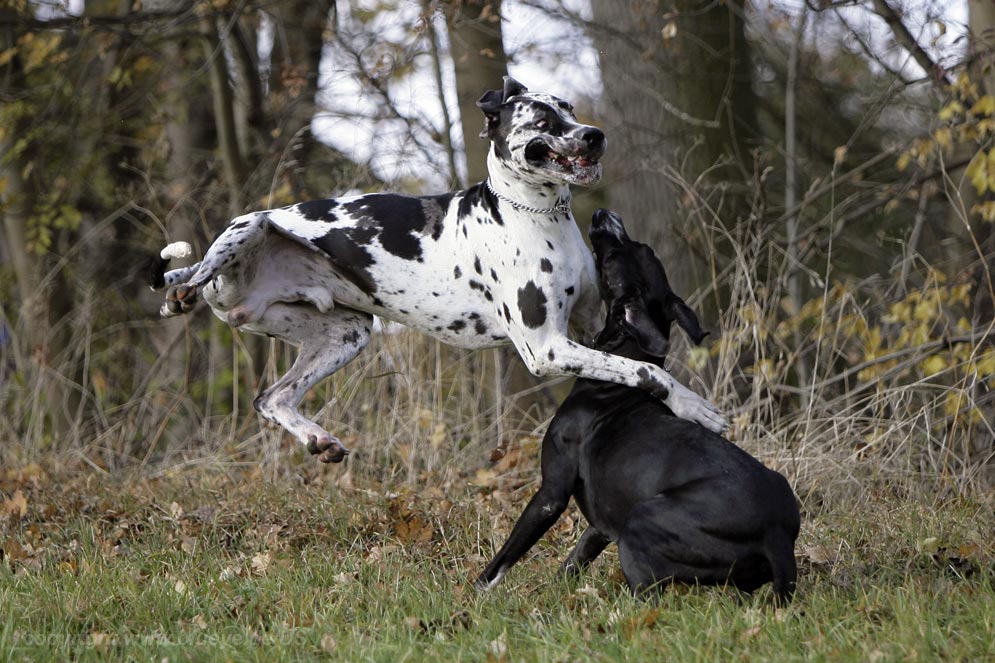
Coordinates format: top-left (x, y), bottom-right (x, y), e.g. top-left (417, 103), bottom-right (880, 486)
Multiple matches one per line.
top-left (2, 461), bottom-right (993, 662)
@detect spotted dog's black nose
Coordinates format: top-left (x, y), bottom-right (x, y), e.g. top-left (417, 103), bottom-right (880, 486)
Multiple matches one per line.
top-left (579, 127), bottom-right (606, 156)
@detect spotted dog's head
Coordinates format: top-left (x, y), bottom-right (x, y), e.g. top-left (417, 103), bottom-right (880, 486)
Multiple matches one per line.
top-left (588, 208), bottom-right (707, 359)
top-left (477, 76), bottom-right (606, 186)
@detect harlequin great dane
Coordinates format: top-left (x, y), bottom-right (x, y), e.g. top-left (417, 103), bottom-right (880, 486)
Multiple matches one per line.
top-left (149, 77), bottom-right (728, 463)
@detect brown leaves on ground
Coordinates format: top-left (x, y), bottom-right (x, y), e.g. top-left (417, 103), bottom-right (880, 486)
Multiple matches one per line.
top-left (1, 489), bottom-right (28, 521)
top-left (388, 495), bottom-right (435, 546)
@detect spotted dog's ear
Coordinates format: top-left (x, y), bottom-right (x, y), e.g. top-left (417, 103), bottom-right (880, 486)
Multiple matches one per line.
top-left (620, 299), bottom-right (670, 357)
top-left (477, 76), bottom-right (529, 138)
top-left (476, 89), bottom-right (504, 116)
top-left (501, 76), bottom-right (528, 100)
top-left (667, 294), bottom-right (708, 346)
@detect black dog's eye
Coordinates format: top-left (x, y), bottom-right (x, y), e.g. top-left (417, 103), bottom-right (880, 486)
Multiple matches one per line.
top-left (534, 119), bottom-right (549, 130)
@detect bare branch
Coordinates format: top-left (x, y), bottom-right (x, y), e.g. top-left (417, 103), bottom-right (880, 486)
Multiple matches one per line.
top-left (869, 0), bottom-right (951, 90)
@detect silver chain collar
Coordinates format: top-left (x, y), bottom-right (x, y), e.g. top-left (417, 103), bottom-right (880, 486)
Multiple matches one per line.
top-left (485, 179), bottom-right (571, 215)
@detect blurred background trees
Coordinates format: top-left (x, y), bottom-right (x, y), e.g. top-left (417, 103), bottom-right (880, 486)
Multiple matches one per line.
top-left (1, 0), bottom-right (992, 492)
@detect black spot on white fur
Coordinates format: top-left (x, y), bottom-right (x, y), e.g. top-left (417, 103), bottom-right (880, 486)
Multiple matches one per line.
top-left (517, 281), bottom-right (548, 329)
top-left (457, 183), bottom-right (503, 227)
top-left (311, 225), bottom-right (379, 294)
top-left (296, 199), bottom-right (339, 221)
top-left (342, 195), bottom-right (427, 261)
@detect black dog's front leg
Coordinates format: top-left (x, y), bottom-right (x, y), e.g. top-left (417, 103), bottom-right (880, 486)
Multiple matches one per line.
top-left (475, 484), bottom-right (572, 590)
top-left (562, 527), bottom-right (610, 576)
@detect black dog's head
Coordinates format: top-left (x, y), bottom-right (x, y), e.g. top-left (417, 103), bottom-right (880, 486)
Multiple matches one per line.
top-left (588, 209), bottom-right (707, 362)
top-left (476, 76), bottom-right (606, 187)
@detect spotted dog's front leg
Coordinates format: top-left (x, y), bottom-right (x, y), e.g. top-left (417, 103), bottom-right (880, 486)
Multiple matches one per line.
top-left (513, 334), bottom-right (728, 433)
top-left (248, 305), bottom-right (372, 462)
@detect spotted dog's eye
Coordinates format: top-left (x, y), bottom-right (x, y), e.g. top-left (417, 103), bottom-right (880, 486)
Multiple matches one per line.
top-left (534, 119), bottom-right (549, 130)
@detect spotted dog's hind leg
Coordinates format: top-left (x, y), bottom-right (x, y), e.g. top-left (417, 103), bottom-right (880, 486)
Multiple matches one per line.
top-left (159, 265), bottom-right (204, 317)
top-left (171, 213), bottom-right (270, 311)
top-left (249, 304), bottom-right (372, 463)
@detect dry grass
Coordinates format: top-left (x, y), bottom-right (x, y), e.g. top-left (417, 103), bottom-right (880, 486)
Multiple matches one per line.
top-left (1, 198), bottom-right (992, 497)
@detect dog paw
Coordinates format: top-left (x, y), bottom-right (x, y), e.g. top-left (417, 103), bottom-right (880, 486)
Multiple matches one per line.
top-left (472, 575), bottom-right (494, 592)
top-left (164, 284), bottom-right (198, 315)
top-left (306, 434), bottom-right (350, 463)
top-left (667, 384), bottom-right (729, 434)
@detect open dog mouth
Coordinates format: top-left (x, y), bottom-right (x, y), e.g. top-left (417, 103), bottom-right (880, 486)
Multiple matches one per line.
top-left (525, 138), bottom-right (602, 178)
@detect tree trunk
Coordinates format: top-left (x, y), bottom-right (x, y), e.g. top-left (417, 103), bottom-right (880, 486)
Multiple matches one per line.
top-left (444, 0), bottom-right (508, 185)
top-left (589, 0), bottom-right (758, 300)
top-left (966, 0), bottom-right (995, 320)
top-left (266, 0), bottom-right (338, 199)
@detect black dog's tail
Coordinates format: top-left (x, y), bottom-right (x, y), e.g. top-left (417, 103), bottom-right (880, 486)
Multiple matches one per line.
top-left (764, 527), bottom-right (798, 605)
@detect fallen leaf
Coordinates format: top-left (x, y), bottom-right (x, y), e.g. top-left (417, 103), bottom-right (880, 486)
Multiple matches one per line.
top-left (1, 490), bottom-right (28, 520)
top-left (365, 544), bottom-right (398, 561)
top-left (429, 423), bottom-right (447, 450)
top-left (622, 608), bottom-right (660, 637)
top-left (801, 543), bottom-right (836, 565)
top-left (180, 537), bottom-right (197, 554)
top-left (320, 634), bottom-right (337, 653)
top-left (218, 566), bottom-right (241, 582)
top-left (488, 630), bottom-right (508, 662)
top-left (957, 543), bottom-right (980, 558)
top-left (333, 571), bottom-right (355, 586)
top-left (740, 624), bottom-right (762, 642)
top-left (90, 632), bottom-right (113, 651)
top-left (57, 559), bottom-right (78, 575)
top-left (251, 551), bottom-right (272, 575)
top-left (394, 514), bottom-right (433, 545)
top-left (917, 536), bottom-right (941, 554)
top-left (472, 468), bottom-right (498, 488)
top-left (388, 500), bottom-right (434, 545)
top-left (2, 538), bottom-right (28, 563)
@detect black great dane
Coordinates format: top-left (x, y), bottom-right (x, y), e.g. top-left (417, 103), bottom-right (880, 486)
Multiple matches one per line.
top-left (476, 209), bottom-right (800, 603)
top-left (149, 78), bottom-right (727, 463)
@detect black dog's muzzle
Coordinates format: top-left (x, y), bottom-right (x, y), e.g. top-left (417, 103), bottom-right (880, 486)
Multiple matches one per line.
top-left (590, 208), bottom-right (629, 242)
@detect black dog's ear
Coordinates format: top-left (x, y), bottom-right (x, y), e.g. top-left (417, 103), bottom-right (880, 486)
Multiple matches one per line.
top-left (621, 299), bottom-right (670, 357)
top-left (667, 294), bottom-right (708, 345)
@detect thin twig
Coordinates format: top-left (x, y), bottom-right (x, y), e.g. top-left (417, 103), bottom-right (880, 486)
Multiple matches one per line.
top-left (869, 0), bottom-right (952, 89)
